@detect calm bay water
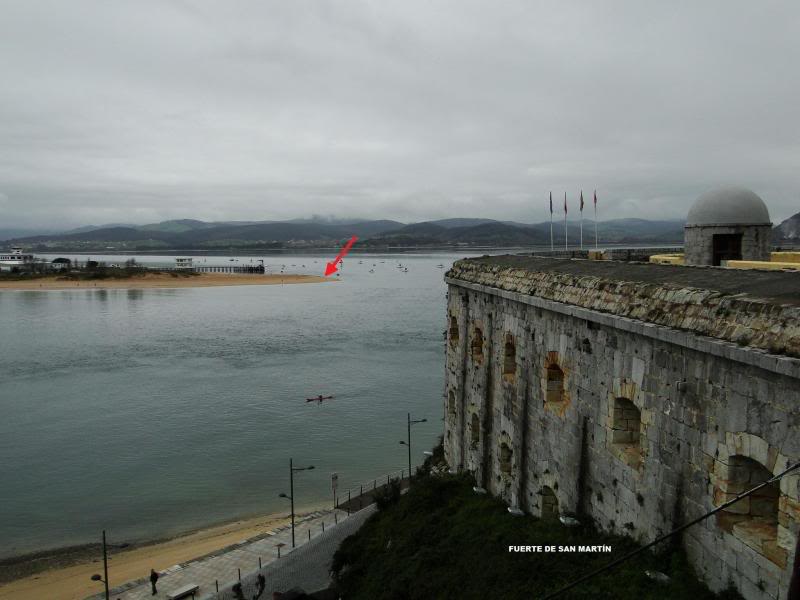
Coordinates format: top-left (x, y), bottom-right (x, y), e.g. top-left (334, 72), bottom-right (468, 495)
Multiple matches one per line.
top-left (0, 252), bottom-right (472, 558)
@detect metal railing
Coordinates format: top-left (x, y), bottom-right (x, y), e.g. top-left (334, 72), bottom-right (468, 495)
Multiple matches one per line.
top-left (334, 467), bottom-right (410, 513)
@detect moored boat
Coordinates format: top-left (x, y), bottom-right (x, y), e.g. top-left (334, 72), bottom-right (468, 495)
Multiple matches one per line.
top-left (0, 247), bottom-right (35, 271)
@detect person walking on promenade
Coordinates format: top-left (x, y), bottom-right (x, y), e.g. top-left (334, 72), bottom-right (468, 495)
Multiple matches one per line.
top-left (255, 573), bottom-right (267, 598)
top-left (149, 569), bottom-right (159, 595)
top-left (232, 582), bottom-right (245, 599)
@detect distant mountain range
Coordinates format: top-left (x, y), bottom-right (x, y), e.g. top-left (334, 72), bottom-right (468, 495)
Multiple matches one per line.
top-left (775, 211), bottom-right (800, 243)
top-left (0, 227), bottom-right (61, 241)
top-left (1, 212), bottom-right (795, 250)
top-left (362, 218), bottom-right (689, 247)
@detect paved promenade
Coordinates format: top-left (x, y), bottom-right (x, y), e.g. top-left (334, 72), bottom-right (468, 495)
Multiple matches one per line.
top-left (210, 506), bottom-right (376, 600)
top-left (87, 507), bottom-right (370, 600)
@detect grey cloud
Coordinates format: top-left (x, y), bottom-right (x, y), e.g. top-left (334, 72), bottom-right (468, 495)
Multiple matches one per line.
top-left (1, 0), bottom-right (798, 229)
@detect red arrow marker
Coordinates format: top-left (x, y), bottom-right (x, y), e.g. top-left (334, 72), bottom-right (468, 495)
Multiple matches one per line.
top-left (324, 235), bottom-right (358, 276)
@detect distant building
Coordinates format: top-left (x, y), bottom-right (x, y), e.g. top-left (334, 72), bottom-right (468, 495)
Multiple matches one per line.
top-left (51, 257), bottom-right (71, 271)
top-left (175, 257), bottom-right (194, 270)
top-left (684, 187), bottom-right (773, 266)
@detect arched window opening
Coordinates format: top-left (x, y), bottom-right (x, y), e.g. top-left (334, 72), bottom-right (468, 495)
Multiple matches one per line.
top-left (499, 443), bottom-right (513, 474)
top-left (448, 315), bottom-right (459, 346)
top-left (502, 334), bottom-right (516, 379)
top-left (540, 486), bottom-right (559, 519)
top-left (448, 390), bottom-right (456, 415)
top-left (470, 413), bottom-right (480, 448)
top-left (545, 364), bottom-right (565, 403)
top-left (610, 398), bottom-right (642, 468)
top-left (716, 455), bottom-right (781, 564)
top-left (471, 327), bottom-right (484, 362)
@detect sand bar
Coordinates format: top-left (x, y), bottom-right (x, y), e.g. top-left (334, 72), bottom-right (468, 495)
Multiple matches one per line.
top-left (0, 506), bottom-right (332, 600)
top-left (0, 272), bottom-right (329, 291)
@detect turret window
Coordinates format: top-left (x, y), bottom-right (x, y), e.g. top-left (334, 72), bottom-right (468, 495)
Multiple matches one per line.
top-left (448, 315), bottom-right (459, 346)
top-left (471, 327), bottom-right (484, 362)
top-left (610, 397), bottom-right (642, 468)
top-left (499, 443), bottom-right (513, 474)
top-left (545, 364), bottom-right (565, 403)
top-left (715, 455), bottom-right (782, 565)
top-left (470, 413), bottom-right (480, 448)
top-left (502, 334), bottom-right (516, 381)
top-left (540, 486), bottom-right (559, 519)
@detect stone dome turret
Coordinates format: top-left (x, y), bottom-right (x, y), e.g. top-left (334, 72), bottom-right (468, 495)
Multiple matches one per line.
top-left (686, 187), bottom-right (771, 227)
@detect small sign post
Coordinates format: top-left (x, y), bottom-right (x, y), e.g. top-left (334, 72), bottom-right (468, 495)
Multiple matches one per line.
top-left (331, 472), bottom-right (339, 509)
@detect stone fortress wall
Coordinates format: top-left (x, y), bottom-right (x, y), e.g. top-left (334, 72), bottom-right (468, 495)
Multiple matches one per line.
top-left (443, 256), bottom-right (800, 600)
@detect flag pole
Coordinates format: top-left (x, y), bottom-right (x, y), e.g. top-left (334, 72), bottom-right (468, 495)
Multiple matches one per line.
top-left (580, 190), bottom-right (584, 250)
top-left (594, 190), bottom-right (598, 249)
top-left (549, 191), bottom-right (553, 252)
top-left (564, 192), bottom-right (568, 250)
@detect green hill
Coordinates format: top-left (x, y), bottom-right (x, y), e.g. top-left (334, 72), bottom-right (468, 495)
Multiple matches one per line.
top-left (331, 474), bottom-right (742, 600)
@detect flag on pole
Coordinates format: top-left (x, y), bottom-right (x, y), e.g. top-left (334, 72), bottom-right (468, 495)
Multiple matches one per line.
top-left (579, 190), bottom-right (584, 249)
top-left (564, 192), bottom-right (568, 250)
top-left (593, 190), bottom-right (598, 249)
top-left (549, 192), bottom-right (553, 251)
top-left (549, 191), bottom-right (553, 214)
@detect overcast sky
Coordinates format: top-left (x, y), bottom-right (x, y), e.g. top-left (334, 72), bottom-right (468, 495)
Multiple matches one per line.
top-left (1, 1), bottom-right (798, 229)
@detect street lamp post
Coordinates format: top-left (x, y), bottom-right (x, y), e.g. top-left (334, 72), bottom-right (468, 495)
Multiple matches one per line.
top-left (399, 412), bottom-right (427, 482)
top-left (90, 531), bottom-right (127, 599)
top-left (279, 458), bottom-right (314, 548)
top-left (102, 530), bottom-right (109, 599)
top-left (90, 530), bottom-right (110, 600)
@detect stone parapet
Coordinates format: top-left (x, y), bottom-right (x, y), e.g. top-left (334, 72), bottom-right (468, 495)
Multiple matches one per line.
top-left (447, 258), bottom-right (800, 358)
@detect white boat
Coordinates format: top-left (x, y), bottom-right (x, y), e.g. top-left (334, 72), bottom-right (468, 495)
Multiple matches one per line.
top-left (0, 247), bottom-right (35, 270)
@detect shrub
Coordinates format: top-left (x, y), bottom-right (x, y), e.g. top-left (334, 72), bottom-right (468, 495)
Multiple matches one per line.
top-left (331, 475), bottom-right (742, 600)
top-left (374, 478), bottom-right (402, 511)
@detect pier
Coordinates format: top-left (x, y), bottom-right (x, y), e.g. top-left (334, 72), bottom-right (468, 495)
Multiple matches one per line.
top-left (190, 265), bottom-right (265, 274)
top-left (169, 257), bottom-right (266, 274)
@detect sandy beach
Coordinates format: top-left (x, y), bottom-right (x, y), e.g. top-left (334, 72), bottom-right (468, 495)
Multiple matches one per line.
top-left (0, 272), bottom-right (329, 291)
top-left (0, 505), bottom-right (330, 600)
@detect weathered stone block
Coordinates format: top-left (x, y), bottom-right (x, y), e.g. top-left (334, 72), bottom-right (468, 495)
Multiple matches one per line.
top-left (776, 524), bottom-right (794, 551)
top-left (762, 540), bottom-right (788, 569)
top-left (779, 495), bottom-right (800, 519)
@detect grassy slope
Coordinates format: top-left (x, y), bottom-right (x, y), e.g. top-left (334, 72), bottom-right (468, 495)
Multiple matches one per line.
top-left (332, 475), bottom-right (742, 600)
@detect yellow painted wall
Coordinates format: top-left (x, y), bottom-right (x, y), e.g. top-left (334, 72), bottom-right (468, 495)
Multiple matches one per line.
top-left (588, 250), bottom-right (606, 260)
top-left (649, 254), bottom-right (685, 265)
top-left (726, 260), bottom-right (800, 271)
top-left (648, 252), bottom-right (799, 268)
top-left (771, 252), bottom-right (800, 264)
